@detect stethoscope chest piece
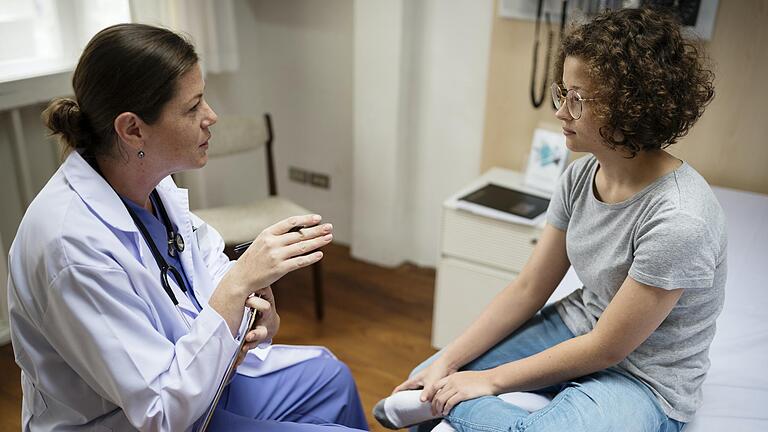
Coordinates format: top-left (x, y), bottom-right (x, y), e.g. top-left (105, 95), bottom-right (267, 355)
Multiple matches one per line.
top-left (168, 232), bottom-right (185, 257)
top-left (149, 189), bottom-right (185, 258)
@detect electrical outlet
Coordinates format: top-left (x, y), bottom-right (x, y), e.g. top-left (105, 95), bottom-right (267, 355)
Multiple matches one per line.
top-left (289, 167), bottom-right (330, 189)
top-left (309, 172), bottom-right (330, 189)
top-left (289, 166), bottom-right (308, 183)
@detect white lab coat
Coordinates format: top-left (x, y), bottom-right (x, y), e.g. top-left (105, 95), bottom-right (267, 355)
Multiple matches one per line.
top-left (7, 151), bottom-right (326, 431)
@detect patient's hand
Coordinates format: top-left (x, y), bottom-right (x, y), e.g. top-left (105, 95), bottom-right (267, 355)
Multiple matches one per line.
top-left (431, 370), bottom-right (496, 416)
top-left (393, 358), bottom-right (457, 405)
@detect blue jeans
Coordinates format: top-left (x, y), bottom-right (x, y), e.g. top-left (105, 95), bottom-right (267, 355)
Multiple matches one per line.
top-left (412, 306), bottom-right (685, 432)
top-left (208, 356), bottom-right (369, 431)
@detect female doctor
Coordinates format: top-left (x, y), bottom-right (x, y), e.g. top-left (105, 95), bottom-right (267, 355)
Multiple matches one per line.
top-left (8, 24), bottom-right (368, 431)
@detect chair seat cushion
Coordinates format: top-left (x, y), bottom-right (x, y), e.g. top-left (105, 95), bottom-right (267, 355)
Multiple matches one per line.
top-left (193, 197), bottom-right (311, 245)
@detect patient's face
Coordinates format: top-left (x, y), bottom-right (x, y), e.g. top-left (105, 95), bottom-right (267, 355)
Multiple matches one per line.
top-left (555, 56), bottom-right (606, 154)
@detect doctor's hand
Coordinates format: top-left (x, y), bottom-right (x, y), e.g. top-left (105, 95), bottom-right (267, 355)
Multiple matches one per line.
top-left (234, 287), bottom-right (280, 368)
top-left (232, 214), bottom-right (333, 295)
top-left (214, 214), bottom-right (329, 337)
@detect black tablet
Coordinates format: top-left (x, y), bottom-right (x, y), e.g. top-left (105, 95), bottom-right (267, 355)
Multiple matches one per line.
top-left (458, 183), bottom-right (550, 220)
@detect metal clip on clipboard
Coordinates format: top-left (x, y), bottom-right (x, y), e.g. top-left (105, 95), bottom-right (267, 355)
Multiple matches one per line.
top-left (198, 301), bottom-right (261, 432)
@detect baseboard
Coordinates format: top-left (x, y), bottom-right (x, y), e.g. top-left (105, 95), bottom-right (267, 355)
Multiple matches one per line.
top-left (0, 320), bottom-right (10, 345)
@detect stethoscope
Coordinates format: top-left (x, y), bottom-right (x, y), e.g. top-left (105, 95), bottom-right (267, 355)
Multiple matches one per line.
top-left (119, 189), bottom-right (195, 328)
top-left (89, 156), bottom-right (195, 328)
top-left (529, 0), bottom-right (568, 109)
top-left (91, 158), bottom-right (192, 328)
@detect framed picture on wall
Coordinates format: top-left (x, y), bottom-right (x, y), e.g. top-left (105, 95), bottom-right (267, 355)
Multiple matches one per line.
top-left (640, 0), bottom-right (719, 40)
top-left (498, 0), bottom-right (718, 40)
top-left (524, 128), bottom-right (568, 194)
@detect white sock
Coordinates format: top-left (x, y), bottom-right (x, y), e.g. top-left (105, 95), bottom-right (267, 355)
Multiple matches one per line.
top-left (374, 390), bottom-right (440, 429)
top-left (374, 390), bottom-right (552, 429)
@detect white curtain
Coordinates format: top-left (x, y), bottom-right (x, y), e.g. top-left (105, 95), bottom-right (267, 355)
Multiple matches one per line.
top-left (129, 0), bottom-right (239, 74)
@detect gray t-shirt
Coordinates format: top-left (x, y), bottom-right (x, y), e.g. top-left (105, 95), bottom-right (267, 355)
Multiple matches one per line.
top-left (548, 155), bottom-right (727, 422)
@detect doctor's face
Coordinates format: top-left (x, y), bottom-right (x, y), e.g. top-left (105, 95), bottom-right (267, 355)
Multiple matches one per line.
top-left (143, 63), bottom-right (217, 174)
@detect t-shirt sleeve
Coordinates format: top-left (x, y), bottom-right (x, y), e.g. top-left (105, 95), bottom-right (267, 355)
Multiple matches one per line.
top-left (546, 159), bottom-right (579, 231)
top-left (629, 211), bottom-right (717, 290)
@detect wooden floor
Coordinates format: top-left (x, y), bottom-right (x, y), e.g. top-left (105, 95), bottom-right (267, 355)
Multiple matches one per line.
top-left (0, 343), bottom-right (22, 430)
top-left (0, 243), bottom-right (437, 431)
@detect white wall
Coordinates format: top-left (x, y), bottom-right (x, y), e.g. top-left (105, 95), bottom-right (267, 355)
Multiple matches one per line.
top-left (0, 0), bottom-right (495, 272)
top-left (198, 0), bottom-right (494, 267)
top-left (352, 0), bottom-right (494, 267)
top-left (194, 0), bottom-right (354, 243)
top-left (350, 0), bottom-right (412, 266)
top-left (407, 0), bottom-right (495, 266)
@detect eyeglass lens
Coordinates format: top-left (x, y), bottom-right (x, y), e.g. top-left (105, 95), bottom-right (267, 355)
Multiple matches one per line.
top-left (566, 90), bottom-right (582, 119)
top-left (550, 83), bottom-right (582, 120)
top-left (551, 83), bottom-right (562, 109)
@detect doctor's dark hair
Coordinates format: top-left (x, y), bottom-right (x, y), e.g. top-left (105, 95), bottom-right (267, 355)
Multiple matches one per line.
top-left (554, 7), bottom-right (715, 157)
top-left (43, 23), bottom-right (198, 157)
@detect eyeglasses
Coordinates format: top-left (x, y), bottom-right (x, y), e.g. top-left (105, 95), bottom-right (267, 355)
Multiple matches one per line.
top-left (551, 82), bottom-right (598, 120)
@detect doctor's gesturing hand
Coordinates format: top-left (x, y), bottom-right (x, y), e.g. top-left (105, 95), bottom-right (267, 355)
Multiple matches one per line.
top-left (211, 214), bottom-right (333, 336)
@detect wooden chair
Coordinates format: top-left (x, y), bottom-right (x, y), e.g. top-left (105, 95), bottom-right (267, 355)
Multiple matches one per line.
top-left (194, 114), bottom-right (324, 320)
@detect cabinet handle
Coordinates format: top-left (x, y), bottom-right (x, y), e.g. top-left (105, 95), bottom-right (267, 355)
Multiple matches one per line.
top-left (530, 238), bottom-right (538, 245)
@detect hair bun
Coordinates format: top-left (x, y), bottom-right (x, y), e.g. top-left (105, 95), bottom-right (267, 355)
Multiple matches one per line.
top-left (43, 98), bottom-right (91, 151)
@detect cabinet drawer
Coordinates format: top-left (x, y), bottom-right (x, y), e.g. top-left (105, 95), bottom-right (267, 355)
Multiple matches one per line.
top-left (441, 207), bottom-right (541, 273)
top-left (431, 257), bottom-right (517, 348)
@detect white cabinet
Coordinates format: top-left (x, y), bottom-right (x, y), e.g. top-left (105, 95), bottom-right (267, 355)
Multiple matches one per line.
top-left (432, 257), bottom-right (517, 348)
top-left (431, 168), bottom-right (548, 348)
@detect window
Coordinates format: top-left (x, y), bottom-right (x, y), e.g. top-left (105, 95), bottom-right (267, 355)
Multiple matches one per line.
top-left (0, 0), bottom-right (131, 83)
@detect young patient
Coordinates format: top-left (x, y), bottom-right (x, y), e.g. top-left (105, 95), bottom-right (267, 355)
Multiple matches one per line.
top-left (374, 6), bottom-right (722, 432)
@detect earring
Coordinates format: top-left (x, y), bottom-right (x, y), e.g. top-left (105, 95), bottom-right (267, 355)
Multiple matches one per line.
top-left (137, 150), bottom-right (145, 159)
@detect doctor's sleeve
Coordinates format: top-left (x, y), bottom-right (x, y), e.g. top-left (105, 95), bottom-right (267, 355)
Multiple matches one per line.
top-left (190, 212), bottom-right (235, 286)
top-left (44, 264), bottom-right (239, 431)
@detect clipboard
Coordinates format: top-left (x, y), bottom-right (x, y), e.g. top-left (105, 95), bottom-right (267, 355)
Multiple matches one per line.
top-left (198, 306), bottom-right (261, 431)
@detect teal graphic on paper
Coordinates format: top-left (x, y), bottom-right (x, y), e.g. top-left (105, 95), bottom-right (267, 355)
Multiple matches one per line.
top-left (525, 128), bottom-right (568, 193)
top-left (536, 142), bottom-right (562, 167)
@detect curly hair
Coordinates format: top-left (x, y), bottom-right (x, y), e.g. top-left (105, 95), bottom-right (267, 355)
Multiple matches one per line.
top-left (554, 7), bottom-right (715, 157)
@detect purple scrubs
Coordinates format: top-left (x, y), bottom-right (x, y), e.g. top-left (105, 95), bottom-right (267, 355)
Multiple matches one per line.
top-left (210, 357), bottom-right (368, 431)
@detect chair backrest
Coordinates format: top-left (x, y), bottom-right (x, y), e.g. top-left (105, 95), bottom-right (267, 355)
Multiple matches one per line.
top-left (208, 113), bottom-right (277, 196)
top-left (208, 115), bottom-right (270, 157)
